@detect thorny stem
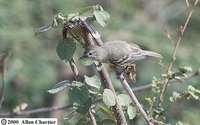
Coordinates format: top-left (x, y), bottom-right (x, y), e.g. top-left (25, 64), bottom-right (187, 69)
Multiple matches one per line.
top-left (160, 1), bottom-right (199, 102)
top-left (62, 26), bottom-right (97, 125)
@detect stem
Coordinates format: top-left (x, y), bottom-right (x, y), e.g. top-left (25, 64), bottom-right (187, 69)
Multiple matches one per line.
top-left (159, 1), bottom-right (198, 101)
top-left (87, 110), bottom-right (97, 125)
top-left (119, 75), bottom-right (154, 125)
top-left (81, 18), bottom-right (154, 125)
top-left (62, 26), bottom-right (97, 125)
top-left (1, 68), bottom-right (198, 117)
top-left (0, 104), bottom-right (72, 117)
top-left (80, 19), bottom-right (127, 125)
top-left (0, 53), bottom-right (9, 108)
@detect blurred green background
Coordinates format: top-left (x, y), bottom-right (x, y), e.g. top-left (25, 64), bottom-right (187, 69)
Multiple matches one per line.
top-left (0, 0), bottom-right (200, 124)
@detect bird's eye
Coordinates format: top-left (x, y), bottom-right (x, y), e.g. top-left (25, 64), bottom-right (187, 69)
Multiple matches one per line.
top-left (88, 52), bottom-right (93, 56)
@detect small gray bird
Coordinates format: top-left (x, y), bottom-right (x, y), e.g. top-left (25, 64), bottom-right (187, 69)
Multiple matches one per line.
top-left (81, 40), bottom-right (162, 66)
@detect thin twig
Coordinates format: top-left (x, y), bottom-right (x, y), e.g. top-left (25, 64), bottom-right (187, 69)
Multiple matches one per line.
top-left (1, 69), bottom-right (199, 117)
top-left (153, 119), bottom-right (171, 125)
top-left (159, 1), bottom-right (198, 101)
top-left (0, 104), bottom-right (72, 117)
top-left (87, 110), bottom-right (97, 125)
top-left (119, 75), bottom-right (154, 125)
top-left (0, 53), bottom-right (9, 108)
top-left (131, 68), bottom-right (200, 92)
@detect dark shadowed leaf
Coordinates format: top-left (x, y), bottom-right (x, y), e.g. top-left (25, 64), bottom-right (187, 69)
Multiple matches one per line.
top-left (76, 97), bottom-right (92, 114)
top-left (178, 66), bottom-right (192, 74)
top-left (64, 111), bottom-right (77, 120)
top-left (117, 94), bottom-right (132, 107)
top-left (47, 80), bottom-right (70, 94)
top-left (34, 25), bottom-right (52, 36)
top-left (68, 81), bottom-right (90, 104)
top-left (76, 117), bottom-right (87, 125)
top-left (101, 119), bottom-right (116, 125)
top-left (84, 75), bottom-right (101, 90)
top-left (103, 89), bottom-right (116, 106)
top-left (127, 105), bottom-right (137, 119)
top-left (56, 38), bottom-right (76, 61)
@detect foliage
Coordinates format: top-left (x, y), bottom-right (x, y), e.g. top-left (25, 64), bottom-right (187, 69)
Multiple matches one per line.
top-left (0, 1), bottom-right (200, 125)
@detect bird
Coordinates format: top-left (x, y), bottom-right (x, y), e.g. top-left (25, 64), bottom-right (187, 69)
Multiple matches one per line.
top-left (81, 40), bottom-right (162, 66)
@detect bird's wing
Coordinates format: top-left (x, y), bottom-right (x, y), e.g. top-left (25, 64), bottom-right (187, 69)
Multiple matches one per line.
top-left (102, 40), bottom-right (148, 65)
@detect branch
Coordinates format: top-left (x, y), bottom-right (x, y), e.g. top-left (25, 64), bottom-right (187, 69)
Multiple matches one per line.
top-left (82, 18), bottom-right (154, 125)
top-left (1, 68), bottom-right (198, 117)
top-left (0, 52), bottom-right (9, 108)
top-left (62, 25), bottom-right (97, 125)
top-left (119, 75), bottom-right (154, 125)
top-left (81, 18), bottom-right (155, 125)
top-left (80, 18), bottom-right (127, 125)
top-left (87, 110), bottom-right (97, 125)
top-left (0, 104), bottom-right (72, 117)
top-left (131, 68), bottom-right (200, 92)
top-left (160, 1), bottom-right (199, 101)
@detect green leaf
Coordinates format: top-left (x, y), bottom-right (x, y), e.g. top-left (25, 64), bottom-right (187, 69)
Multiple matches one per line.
top-left (34, 25), bottom-right (52, 36)
top-left (52, 13), bottom-right (66, 27)
top-left (78, 6), bottom-right (94, 15)
top-left (56, 38), bottom-right (76, 61)
top-left (76, 118), bottom-right (87, 125)
top-left (79, 57), bottom-right (94, 66)
top-left (64, 111), bottom-right (77, 120)
top-left (101, 119), bottom-right (116, 125)
top-left (96, 105), bottom-right (115, 119)
top-left (170, 91), bottom-right (181, 102)
top-left (179, 66), bottom-right (192, 74)
top-left (76, 97), bottom-right (92, 114)
top-left (117, 94), bottom-right (132, 107)
top-left (127, 105), bottom-right (137, 119)
top-left (187, 85), bottom-right (200, 94)
top-left (188, 91), bottom-right (199, 100)
top-left (68, 81), bottom-right (90, 104)
top-left (93, 5), bottom-right (110, 27)
top-left (94, 61), bottom-right (103, 71)
top-left (84, 75), bottom-right (101, 90)
top-left (103, 89), bottom-right (116, 106)
top-left (47, 80), bottom-right (70, 94)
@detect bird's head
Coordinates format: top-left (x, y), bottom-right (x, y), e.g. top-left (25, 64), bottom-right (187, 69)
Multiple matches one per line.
top-left (80, 45), bottom-right (107, 62)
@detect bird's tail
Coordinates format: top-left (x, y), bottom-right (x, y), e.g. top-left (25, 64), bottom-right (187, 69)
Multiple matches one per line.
top-left (142, 50), bottom-right (163, 58)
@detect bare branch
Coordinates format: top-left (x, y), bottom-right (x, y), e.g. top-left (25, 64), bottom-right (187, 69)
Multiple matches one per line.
top-left (160, 1), bottom-right (199, 101)
top-left (87, 110), bottom-right (97, 125)
top-left (118, 75), bottom-right (154, 125)
top-left (0, 104), bottom-right (72, 117)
